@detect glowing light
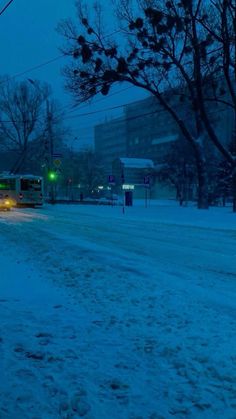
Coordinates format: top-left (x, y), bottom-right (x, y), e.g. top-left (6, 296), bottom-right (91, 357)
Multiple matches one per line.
top-left (122, 184), bottom-right (135, 190)
top-left (48, 171), bottom-right (57, 181)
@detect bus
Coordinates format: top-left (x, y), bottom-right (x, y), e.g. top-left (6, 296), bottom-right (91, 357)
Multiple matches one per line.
top-left (0, 174), bottom-right (44, 207)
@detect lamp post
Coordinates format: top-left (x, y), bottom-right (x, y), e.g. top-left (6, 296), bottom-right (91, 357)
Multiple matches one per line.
top-left (45, 100), bottom-right (56, 204)
top-left (69, 137), bottom-right (78, 201)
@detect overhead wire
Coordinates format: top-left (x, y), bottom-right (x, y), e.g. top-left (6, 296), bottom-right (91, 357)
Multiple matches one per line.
top-left (62, 102), bottom-right (230, 136)
top-left (0, 24), bottom-right (123, 87)
top-left (0, 54), bottom-right (66, 85)
top-left (0, 0), bottom-right (14, 17)
top-left (0, 16), bottom-right (229, 137)
top-left (0, 24), bottom-right (130, 121)
top-left (60, 85), bottom-right (135, 115)
top-left (0, 95), bottom-right (230, 127)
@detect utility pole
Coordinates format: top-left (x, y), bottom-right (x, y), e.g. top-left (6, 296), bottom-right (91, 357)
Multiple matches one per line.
top-left (231, 126), bottom-right (236, 212)
top-left (46, 100), bottom-right (56, 204)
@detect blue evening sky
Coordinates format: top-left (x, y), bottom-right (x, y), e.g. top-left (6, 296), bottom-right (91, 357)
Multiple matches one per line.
top-left (0, 0), bottom-right (148, 148)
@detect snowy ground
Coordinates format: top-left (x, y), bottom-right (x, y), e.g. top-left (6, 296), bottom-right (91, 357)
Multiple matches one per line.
top-left (0, 201), bottom-right (236, 418)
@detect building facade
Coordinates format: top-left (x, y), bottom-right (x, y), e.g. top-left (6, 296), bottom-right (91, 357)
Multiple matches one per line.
top-left (94, 116), bottom-right (127, 177)
top-left (94, 97), bottom-right (181, 167)
top-left (125, 96), bottom-right (180, 163)
top-left (94, 90), bottom-right (234, 200)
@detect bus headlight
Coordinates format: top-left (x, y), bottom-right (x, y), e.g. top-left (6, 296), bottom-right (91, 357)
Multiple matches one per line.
top-left (4, 199), bottom-right (15, 207)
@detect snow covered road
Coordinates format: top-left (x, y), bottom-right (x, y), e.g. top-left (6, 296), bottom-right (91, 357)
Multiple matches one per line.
top-left (0, 203), bottom-right (236, 418)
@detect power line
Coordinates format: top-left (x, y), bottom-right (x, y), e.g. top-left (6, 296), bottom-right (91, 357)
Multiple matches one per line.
top-left (0, 54), bottom-right (66, 85)
top-left (0, 18), bottom-right (230, 132)
top-left (0, 26), bottom-right (123, 87)
top-left (63, 97), bottom-right (230, 121)
top-left (60, 85), bottom-right (135, 115)
top-left (62, 104), bottom-right (231, 139)
top-left (64, 103), bottom-right (127, 120)
top-left (0, 97), bottom-right (144, 123)
top-left (0, 100), bottom-right (126, 123)
top-left (0, 0), bottom-right (14, 17)
top-left (0, 97), bottom-right (229, 125)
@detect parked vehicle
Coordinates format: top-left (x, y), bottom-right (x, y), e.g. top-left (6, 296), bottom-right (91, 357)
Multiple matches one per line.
top-left (97, 195), bottom-right (123, 205)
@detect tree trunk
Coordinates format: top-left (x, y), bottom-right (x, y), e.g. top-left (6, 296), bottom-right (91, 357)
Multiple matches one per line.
top-left (196, 159), bottom-right (209, 209)
top-left (232, 167), bottom-right (236, 212)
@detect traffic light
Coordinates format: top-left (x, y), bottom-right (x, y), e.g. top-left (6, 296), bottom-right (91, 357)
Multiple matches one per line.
top-left (48, 170), bottom-right (57, 181)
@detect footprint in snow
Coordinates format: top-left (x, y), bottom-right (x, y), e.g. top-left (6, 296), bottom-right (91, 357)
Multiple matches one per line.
top-left (25, 351), bottom-right (45, 361)
top-left (58, 387), bottom-right (91, 417)
top-left (35, 332), bottom-right (53, 346)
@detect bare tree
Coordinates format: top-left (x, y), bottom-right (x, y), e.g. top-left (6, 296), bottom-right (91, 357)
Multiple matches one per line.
top-left (157, 138), bottom-right (198, 205)
top-left (0, 78), bottom-right (50, 173)
top-left (59, 0), bottom-right (236, 209)
top-left (24, 99), bottom-right (71, 176)
top-left (75, 148), bottom-right (106, 196)
top-left (196, 0), bottom-right (236, 209)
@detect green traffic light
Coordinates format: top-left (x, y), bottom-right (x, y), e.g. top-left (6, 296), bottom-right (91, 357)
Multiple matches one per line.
top-left (48, 171), bottom-right (57, 181)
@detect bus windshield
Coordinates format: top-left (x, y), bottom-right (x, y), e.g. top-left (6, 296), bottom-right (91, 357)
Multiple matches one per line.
top-left (20, 179), bottom-right (42, 191)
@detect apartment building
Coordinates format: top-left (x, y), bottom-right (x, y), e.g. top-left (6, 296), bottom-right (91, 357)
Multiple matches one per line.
top-left (94, 116), bottom-right (127, 176)
top-left (125, 96), bottom-right (180, 163)
top-left (94, 89), bottom-right (234, 199)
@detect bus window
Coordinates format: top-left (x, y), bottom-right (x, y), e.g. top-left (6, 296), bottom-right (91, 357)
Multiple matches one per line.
top-left (0, 179), bottom-right (16, 190)
top-left (20, 179), bottom-right (29, 191)
top-left (31, 180), bottom-right (42, 191)
top-left (21, 179), bottom-right (42, 191)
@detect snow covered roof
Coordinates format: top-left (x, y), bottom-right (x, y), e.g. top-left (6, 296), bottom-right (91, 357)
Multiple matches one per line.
top-left (119, 158), bottom-right (154, 169)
